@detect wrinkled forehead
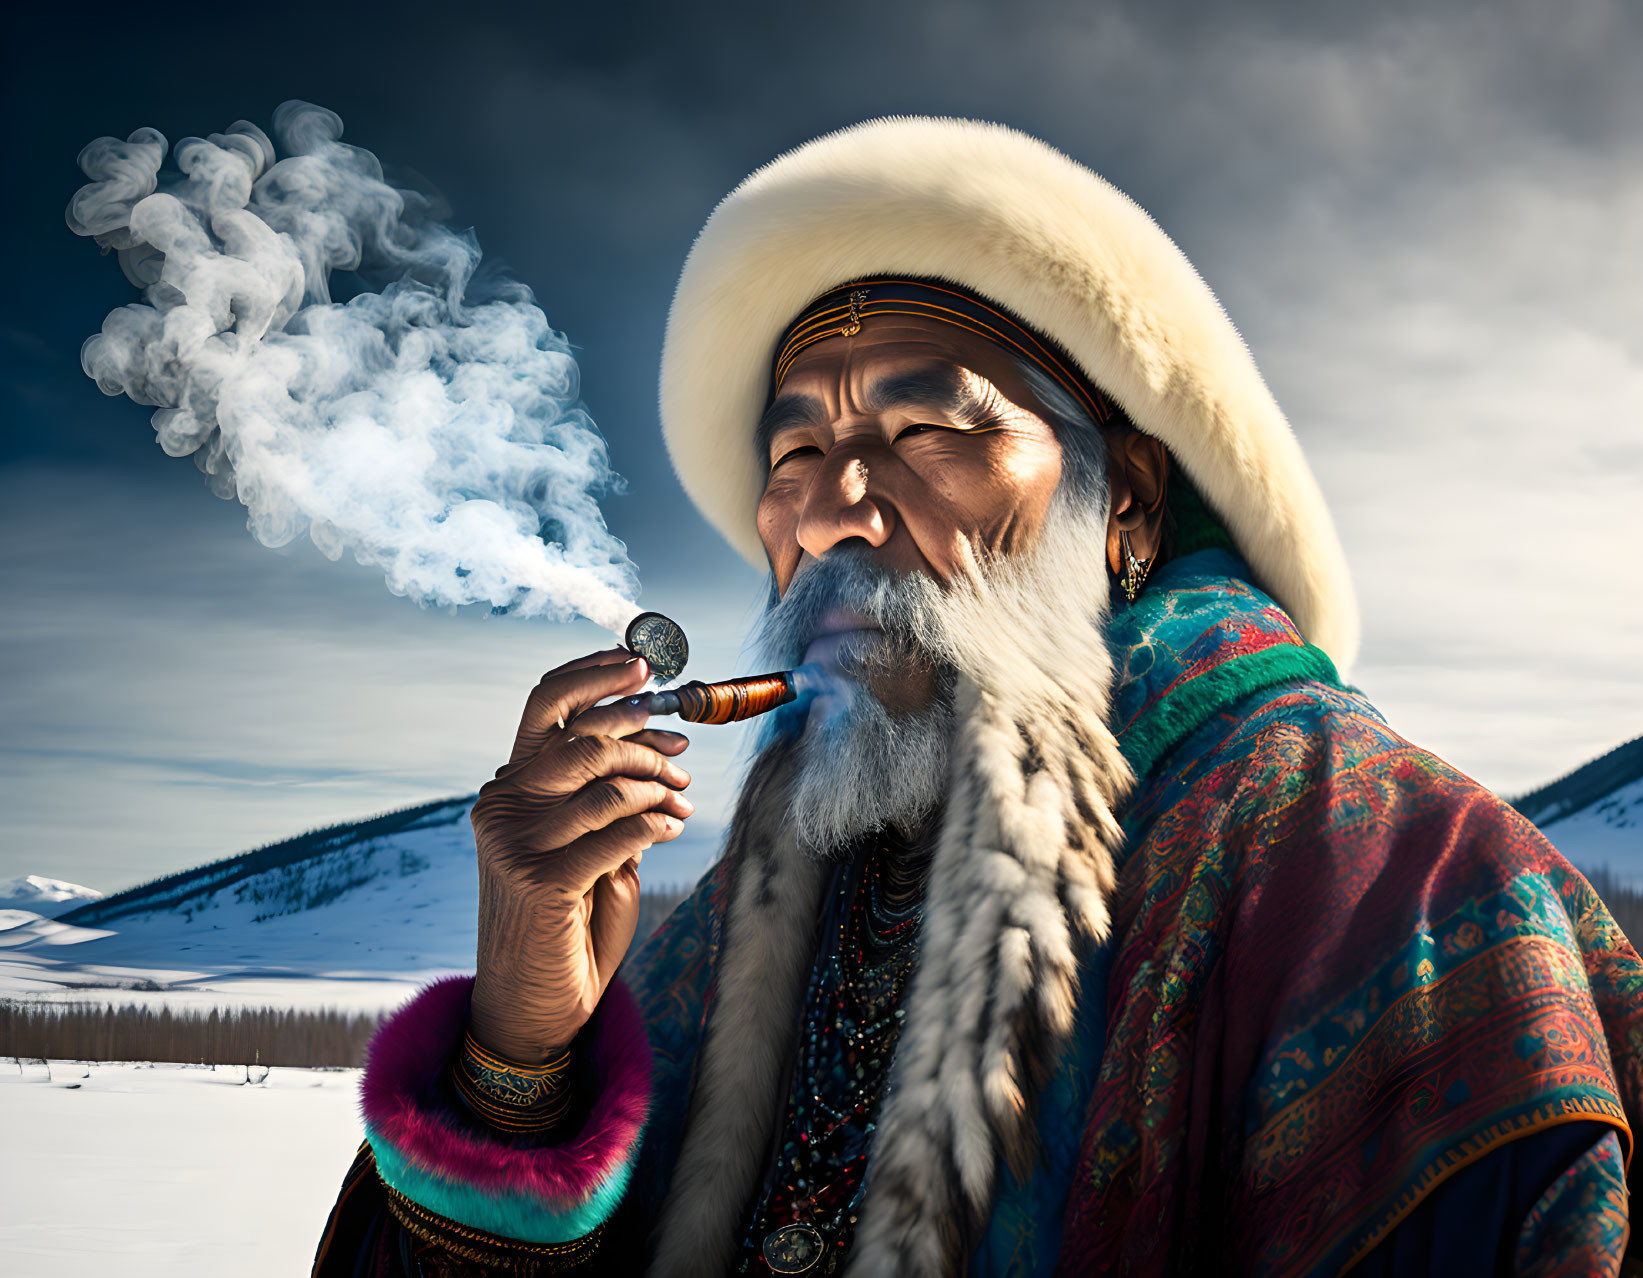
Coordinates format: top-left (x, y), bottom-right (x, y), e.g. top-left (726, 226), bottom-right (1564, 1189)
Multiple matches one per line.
top-left (756, 328), bottom-right (1026, 461)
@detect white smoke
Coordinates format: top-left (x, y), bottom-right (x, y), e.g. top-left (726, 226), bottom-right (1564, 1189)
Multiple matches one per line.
top-left (66, 100), bottom-right (640, 634)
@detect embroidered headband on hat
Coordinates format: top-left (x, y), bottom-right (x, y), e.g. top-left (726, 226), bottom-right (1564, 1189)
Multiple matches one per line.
top-left (770, 277), bottom-right (1114, 426)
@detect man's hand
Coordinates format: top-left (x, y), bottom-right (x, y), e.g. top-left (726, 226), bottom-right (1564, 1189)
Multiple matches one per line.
top-left (467, 648), bottom-right (693, 1063)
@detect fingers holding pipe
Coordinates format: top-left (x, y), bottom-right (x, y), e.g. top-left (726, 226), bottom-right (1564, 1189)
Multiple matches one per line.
top-left (509, 655), bottom-right (649, 764)
top-left (543, 647), bottom-right (632, 680)
top-left (496, 734), bottom-right (691, 798)
top-left (567, 695), bottom-right (665, 741)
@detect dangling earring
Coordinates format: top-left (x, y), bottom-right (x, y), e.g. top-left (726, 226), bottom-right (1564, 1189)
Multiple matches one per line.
top-left (1120, 530), bottom-right (1153, 603)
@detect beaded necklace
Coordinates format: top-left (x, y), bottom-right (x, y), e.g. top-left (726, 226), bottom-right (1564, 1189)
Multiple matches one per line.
top-left (738, 832), bottom-right (931, 1275)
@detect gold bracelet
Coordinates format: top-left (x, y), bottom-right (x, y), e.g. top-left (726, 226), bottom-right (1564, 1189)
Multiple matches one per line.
top-left (453, 1029), bottom-right (574, 1133)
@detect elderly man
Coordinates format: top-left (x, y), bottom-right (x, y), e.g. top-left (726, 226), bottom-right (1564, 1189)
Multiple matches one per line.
top-left (315, 119), bottom-right (1642, 1276)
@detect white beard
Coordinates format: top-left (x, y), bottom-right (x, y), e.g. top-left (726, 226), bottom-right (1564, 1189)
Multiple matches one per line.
top-left (752, 539), bottom-right (962, 859)
top-left (755, 490), bottom-right (1108, 861)
top-left (785, 684), bottom-right (953, 859)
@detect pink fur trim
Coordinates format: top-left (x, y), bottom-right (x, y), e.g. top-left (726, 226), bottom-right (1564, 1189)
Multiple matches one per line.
top-left (360, 975), bottom-right (651, 1204)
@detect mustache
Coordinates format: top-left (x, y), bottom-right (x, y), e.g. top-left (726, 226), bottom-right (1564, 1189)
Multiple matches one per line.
top-left (754, 548), bottom-right (945, 673)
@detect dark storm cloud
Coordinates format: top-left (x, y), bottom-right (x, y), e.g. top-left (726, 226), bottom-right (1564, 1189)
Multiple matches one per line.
top-left (1, 0), bottom-right (1638, 886)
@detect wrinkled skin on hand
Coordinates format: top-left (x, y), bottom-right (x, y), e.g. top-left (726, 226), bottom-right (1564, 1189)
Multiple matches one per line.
top-left (467, 649), bottom-right (693, 1064)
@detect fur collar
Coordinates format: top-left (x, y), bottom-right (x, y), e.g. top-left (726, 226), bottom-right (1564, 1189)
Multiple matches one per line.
top-left (648, 532), bottom-right (1133, 1276)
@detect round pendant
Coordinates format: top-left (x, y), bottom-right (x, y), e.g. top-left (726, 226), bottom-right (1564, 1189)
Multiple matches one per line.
top-left (763, 1222), bottom-right (826, 1273)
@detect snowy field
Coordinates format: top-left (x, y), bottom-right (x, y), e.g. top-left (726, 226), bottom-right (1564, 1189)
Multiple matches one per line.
top-left (1, 1058), bottom-right (363, 1277)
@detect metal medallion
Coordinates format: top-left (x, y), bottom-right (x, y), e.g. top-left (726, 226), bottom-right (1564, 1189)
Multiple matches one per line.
top-left (623, 611), bottom-right (689, 682)
top-left (762, 1222), bottom-right (826, 1273)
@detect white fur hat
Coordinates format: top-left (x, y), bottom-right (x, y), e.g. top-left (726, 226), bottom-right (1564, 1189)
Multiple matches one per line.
top-left (660, 116), bottom-right (1359, 672)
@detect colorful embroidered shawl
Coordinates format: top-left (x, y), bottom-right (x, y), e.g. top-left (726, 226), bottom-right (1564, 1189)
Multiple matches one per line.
top-left (1058, 552), bottom-right (1642, 1274)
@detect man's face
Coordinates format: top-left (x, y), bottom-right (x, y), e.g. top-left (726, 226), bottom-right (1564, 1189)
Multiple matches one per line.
top-left (756, 317), bottom-right (1065, 585)
top-left (755, 317), bottom-right (1066, 700)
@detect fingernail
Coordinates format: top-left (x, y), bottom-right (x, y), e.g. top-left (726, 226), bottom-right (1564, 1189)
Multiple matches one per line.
top-left (663, 816), bottom-right (682, 832)
top-left (677, 796), bottom-right (696, 815)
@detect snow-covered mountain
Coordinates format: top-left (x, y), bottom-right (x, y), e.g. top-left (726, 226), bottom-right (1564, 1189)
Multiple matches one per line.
top-left (0, 795), bottom-right (711, 1013)
top-left (0, 874), bottom-right (103, 918)
top-left (1515, 736), bottom-right (1643, 886)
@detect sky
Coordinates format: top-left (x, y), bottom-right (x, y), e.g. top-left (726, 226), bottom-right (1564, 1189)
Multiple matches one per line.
top-left (2, 0), bottom-right (1639, 892)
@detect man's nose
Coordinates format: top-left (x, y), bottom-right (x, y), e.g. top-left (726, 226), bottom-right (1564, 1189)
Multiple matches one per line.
top-left (796, 446), bottom-right (894, 560)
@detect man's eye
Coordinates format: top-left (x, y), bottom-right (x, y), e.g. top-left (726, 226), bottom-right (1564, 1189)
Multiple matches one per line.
top-left (894, 423), bottom-right (956, 441)
top-left (771, 445), bottom-right (822, 469)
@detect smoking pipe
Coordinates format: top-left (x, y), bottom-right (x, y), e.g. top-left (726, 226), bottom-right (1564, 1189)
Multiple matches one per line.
top-left (623, 670), bottom-right (810, 724)
top-left (621, 610), bottom-right (823, 724)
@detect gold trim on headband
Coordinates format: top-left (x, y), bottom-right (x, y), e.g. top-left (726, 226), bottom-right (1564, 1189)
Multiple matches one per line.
top-left (771, 279), bottom-right (1111, 424)
top-left (841, 289), bottom-right (868, 336)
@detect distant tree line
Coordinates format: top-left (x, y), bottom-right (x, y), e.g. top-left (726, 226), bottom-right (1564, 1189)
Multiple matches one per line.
top-left (0, 1002), bottom-right (379, 1068)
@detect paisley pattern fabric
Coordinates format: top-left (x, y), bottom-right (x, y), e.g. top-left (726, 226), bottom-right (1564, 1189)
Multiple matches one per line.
top-left (1055, 560), bottom-right (1643, 1276)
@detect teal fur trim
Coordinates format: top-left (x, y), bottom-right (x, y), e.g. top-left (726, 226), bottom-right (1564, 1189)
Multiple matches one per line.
top-left (1122, 642), bottom-right (1341, 784)
top-left (366, 1123), bottom-right (635, 1245)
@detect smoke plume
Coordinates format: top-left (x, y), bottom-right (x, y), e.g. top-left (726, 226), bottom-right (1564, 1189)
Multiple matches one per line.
top-left (66, 101), bottom-right (640, 633)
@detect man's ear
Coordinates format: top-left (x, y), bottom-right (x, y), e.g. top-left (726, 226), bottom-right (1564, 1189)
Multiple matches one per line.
top-left (1105, 432), bottom-right (1170, 576)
